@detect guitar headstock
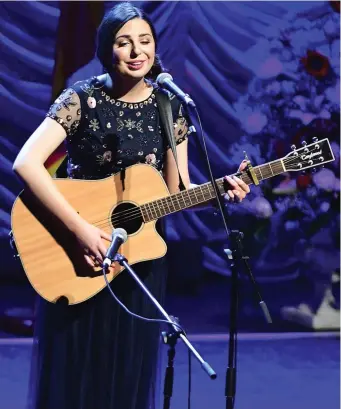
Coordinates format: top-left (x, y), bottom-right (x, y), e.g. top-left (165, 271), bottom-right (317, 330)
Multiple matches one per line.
top-left (283, 138), bottom-right (335, 172)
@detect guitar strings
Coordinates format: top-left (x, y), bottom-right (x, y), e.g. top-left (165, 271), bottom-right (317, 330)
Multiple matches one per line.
top-left (91, 158), bottom-right (320, 228)
top-left (86, 154), bottom-right (324, 228)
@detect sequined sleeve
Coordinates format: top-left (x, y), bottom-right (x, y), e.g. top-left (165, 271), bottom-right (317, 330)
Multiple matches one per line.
top-left (46, 88), bottom-right (81, 136)
top-left (172, 102), bottom-right (194, 146)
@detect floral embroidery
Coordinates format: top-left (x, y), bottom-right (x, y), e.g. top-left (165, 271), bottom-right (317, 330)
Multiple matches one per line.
top-left (101, 107), bottom-right (115, 118)
top-left (96, 150), bottom-right (113, 165)
top-left (55, 93), bottom-right (77, 111)
top-left (117, 118), bottom-right (144, 133)
top-left (117, 118), bottom-right (124, 132)
top-left (145, 153), bottom-right (156, 165)
top-left (138, 134), bottom-right (149, 146)
top-left (122, 149), bottom-right (134, 157)
top-left (89, 118), bottom-right (100, 131)
top-left (125, 118), bottom-right (137, 130)
top-left (80, 83), bottom-right (95, 96)
top-left (147, 110), bottom-right (156, 121)
top-left (174, 116), bottom-right (188, 143)
top-left (50, 78), bottom-right (190, 181)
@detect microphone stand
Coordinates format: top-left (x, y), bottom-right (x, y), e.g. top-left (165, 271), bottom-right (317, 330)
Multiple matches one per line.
top-left (186, 104), bottom-right (272, 409)
top-left (224, 231), bottom-right (272, 409)
top-left (113, 253), bottom-right (217, 409)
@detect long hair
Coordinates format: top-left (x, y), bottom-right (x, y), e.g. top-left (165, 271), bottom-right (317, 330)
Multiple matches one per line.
top-left (96, 2), bottom-right (164, 80)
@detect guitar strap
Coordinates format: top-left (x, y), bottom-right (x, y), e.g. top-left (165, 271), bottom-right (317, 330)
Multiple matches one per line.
top-left (155, 89), bottom-right (186, 192)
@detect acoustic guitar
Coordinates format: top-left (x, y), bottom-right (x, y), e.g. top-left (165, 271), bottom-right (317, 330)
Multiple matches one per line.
top-left (11, 138), bottom-right (334, 304)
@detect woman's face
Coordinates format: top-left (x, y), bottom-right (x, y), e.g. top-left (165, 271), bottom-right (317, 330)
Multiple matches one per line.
top-left (113, 18), bottom-right (155, 79)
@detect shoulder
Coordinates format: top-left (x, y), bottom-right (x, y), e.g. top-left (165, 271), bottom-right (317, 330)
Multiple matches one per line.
top-left (68, 76), bottom-right (101, 96)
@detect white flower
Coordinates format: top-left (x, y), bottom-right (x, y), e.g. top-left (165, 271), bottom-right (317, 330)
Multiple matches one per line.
top-left (324, 19), bottom-right (339, 37)
top-left (250, 197), bottom-right (273, 219)
top-left (228, 139), bottom-right (264, 168)
top-left (313, 168), bottom-right (336, 192)
top-left (285, 220), bottom-right (300, 231)
top-left (265, 81), bottom-right (281, 96)
top-left (325, 80), bottom-right (340, 105)
top-left (243, 111), bottom-right (268, 135)
top-left (281, 81), bottom-right (296, 95)
top-left (287, 110), bottom-right (330, 125)
top-left (289, 30), bottom-right (309, 55)
top-left (320, 202), bottom-right (330, 213)
top-left (257, 56), bottom-right (283, 79)
top-left (287, 94), bottom-right (331, 125)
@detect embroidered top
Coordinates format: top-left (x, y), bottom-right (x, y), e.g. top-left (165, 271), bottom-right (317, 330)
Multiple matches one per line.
top-left (46, 76), bottom-right (192, 180)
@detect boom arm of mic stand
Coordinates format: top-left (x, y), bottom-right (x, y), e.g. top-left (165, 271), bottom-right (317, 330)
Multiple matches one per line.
top-left (114, 253), bottom-right (217, 380)
top-left (226, 231), bottom-right (272, 324)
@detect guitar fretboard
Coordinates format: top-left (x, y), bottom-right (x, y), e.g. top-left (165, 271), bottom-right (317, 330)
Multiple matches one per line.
top-left (141, 159), bottom-right (285, 222)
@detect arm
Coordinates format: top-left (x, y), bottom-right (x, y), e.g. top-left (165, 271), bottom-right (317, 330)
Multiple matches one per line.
top-left (13, 91), bottom-right (111, 265)
top-left (163, 105), bottom-right (250, 205)
top-left (13, 118), bottom-right (86, 233)
top-left (164, 138), bottom-right (191, 194)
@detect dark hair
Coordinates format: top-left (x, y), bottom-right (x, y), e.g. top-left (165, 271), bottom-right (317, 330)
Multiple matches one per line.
top-left (96, 2), bottom-right (164, 80)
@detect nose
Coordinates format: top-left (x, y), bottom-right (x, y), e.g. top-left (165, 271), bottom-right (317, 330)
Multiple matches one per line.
top-left (131, 43), bottom-right (142, 57)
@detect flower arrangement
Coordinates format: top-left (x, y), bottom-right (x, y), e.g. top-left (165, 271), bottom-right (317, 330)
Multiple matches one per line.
top-left (227, 2), bottom-right (340, 276)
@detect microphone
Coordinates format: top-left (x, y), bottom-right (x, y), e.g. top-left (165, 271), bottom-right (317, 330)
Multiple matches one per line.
top-left (102, 228), bottom-right (128, 270)
top-left (156, 73), bottom-right (196, 108)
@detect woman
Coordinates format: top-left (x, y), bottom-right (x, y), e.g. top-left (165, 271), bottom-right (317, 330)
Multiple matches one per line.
top-left (13, 3), bottom-right (250, 409)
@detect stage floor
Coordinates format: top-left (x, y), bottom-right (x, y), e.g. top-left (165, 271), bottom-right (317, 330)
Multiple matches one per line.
top-left (0, 332), bottom-right (339, 409)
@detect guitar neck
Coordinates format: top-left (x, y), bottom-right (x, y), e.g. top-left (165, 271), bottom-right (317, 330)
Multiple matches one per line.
top-left (141, 159), bottom-right (285, 221)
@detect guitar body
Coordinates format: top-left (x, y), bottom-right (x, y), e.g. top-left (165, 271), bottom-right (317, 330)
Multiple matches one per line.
top-left (11, 164), bottom-right (168, 305)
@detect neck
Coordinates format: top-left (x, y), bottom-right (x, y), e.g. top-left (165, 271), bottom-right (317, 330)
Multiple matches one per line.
top-left (105, 71), bottom-right (151, 102)
top-left (140, 159), bottom-right (286, 222)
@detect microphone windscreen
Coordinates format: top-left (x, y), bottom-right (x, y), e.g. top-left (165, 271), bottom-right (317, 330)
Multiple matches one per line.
top-left (156, 72), bottom-right (173, 85)
top-left (114, 228), bottom-right (128, 243)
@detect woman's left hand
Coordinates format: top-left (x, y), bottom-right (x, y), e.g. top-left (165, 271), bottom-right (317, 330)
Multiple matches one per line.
top-left (224, 160), bottom-right (250, 203)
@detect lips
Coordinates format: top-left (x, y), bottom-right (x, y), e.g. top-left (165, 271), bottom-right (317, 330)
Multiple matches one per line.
top-left (126, 60), bottom-right (146, 70)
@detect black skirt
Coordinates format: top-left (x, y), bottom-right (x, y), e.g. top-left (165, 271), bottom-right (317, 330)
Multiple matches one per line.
top-left (27, 257), bottom-right (167, 409)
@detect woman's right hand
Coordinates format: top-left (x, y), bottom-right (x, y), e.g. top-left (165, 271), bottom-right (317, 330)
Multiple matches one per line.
top-left (73, 220), bottom-right (112, 268)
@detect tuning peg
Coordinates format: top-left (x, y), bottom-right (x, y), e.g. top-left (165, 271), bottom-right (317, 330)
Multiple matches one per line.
top-left (291, 144), bottom-right (296, 150)
top-left (302, 141), bottom-right (307, 146)
top-left (312, 137), bottom-right (318, 143)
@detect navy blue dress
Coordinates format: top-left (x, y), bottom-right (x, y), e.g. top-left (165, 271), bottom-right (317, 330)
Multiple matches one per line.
top-left (27, 77), bottom-right (190, 409)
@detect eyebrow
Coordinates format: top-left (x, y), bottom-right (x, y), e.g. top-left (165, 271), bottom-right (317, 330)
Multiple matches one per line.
top-left (115, 33), bottom-right (152, 41)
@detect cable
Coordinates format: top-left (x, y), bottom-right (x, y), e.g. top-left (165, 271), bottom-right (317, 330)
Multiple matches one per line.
top-left (102, 267), bottom-right (186, 334)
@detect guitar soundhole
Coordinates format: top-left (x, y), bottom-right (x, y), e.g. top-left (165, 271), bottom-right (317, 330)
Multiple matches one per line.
top-left (111, 202), bottom-right (143, 235)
